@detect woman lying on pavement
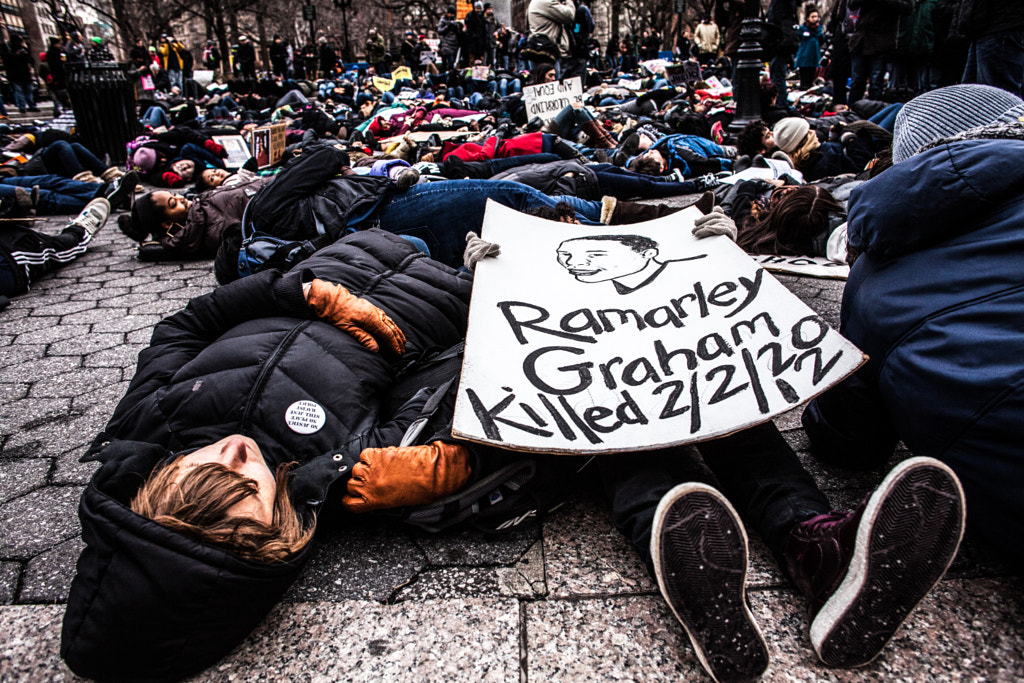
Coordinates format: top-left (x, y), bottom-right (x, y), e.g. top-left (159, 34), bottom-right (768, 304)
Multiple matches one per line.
top-left (63, 216), bottom-right (968, 683)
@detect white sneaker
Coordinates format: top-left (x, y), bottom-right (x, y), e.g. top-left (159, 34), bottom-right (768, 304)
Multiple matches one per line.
top-left (71, 198), bottom-right (111, 237)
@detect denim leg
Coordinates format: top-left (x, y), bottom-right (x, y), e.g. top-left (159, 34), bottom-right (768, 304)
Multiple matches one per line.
top-left (10, 82), bottom-right (27, 111)
top-left (770, 56), bottom-right (789, 107)
top-left (868, 102), bottom-right (902, 132)
top-left (371, 179), bottom-right (600, 267)
top-left (0, 184), bottom-right (88, 214)
top-left (549, 194), bottom-right (603, 221)
top-left (141, 106), bottom-right (171, 128)
top-left (849, 51), bottom-right (867, 103)
top-left (41, 141), bottom-right (87, 177)
top-left (965, 29), bottom-right (1024, 96)
top-left (275, 89), bottom-right (309, 109)
top-left (180, 142), bottom-right (225, 169)
top-left (867, 54), bottom-right (888, 100)
top-left (593, 164), bottom-right (699, 199)
top-left (696, 421), bottom-right (830, 562)
top-left (70, 143), bottom-right (108, 175)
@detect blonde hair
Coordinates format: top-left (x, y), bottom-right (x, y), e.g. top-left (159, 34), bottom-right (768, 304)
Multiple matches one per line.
top-left (792, 130), bottom-right (822, 169)
top-left (131, 458), bottom-right (315, 563)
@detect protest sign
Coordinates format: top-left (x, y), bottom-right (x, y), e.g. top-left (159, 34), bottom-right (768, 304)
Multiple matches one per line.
top-left (421, 51), bottom-right (438, 65)
top-left (451, 201), bottom-right (866, 454)
top-left (471, 65), bottom-right (490, 81)
top-left (373, 76), bottom-right (396, 92)
top-left (391, 66), bottom-right (412, 81)
top-left (640, 58), bottom-right (673, 76)
top-left (751, 254), bottom-right (850, 280)
top-left (522, 77), bottom-right (584, 123)
top-left (192, 69), bottom-right (214, 86)
top-left (248, 122), bottom-right (286, 170)
top-left (212, 135), bottom-right (252, 168)
top-left (720, 160), bottom-right (804, 184)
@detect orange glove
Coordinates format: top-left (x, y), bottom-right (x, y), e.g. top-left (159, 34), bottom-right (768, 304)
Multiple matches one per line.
top-left (342, 441), bottom-right (472, 512)
top-left (305, 278), bottom-right (406, 355)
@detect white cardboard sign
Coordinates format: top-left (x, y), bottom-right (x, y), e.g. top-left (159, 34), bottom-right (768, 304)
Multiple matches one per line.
top-left (522, 77), bottom-right (583, 122)
top-left (751, 254), bottom-right (850, 280)
top-left (452, 201), bottom-right (866, 454)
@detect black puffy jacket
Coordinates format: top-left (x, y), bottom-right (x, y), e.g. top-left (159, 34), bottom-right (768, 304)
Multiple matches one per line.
top-left (61, 230), bottom-right (473, 682)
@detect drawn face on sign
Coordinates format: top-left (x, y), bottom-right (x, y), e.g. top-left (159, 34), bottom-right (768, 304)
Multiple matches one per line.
top-left (556, 236), bottom-right (660, 284)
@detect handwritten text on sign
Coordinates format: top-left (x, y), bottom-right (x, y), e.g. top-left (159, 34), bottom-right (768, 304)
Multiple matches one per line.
top-left (451, 202), bottom-right (866, 454)
top-left (522, 77), bottom-right (584, 123)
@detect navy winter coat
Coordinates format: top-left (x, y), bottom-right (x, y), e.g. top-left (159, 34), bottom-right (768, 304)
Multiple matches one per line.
top-left (803, 137), bottom-right (1024, 566)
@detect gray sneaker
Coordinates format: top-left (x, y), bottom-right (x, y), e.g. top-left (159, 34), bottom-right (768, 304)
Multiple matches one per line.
top-left (72, 198), bottom-right (111, 237)
top-left (652, 483), bottom-right (769, 683)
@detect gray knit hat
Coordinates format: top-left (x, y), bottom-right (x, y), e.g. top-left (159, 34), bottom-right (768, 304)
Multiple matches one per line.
top-left (773, 117), bottom-right (811, 154)
top-left (892, 84), bottom-right (1024, 163)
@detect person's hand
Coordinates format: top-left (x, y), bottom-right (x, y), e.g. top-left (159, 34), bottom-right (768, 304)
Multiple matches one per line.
top-left (305, 278), bottom-right (406, 354)
top-left (463, 231), bottom-right (500, 271)
top-left (342, 441), bottom-right (472, 511)
top-left (692, 206), bottom-right (737, 241)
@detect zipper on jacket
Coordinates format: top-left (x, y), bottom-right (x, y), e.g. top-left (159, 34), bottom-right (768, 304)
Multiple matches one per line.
top-left (240, 321), bottom-right (311, 432)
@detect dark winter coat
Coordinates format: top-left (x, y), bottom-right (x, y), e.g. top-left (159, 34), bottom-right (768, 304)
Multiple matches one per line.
top-left (61, 229), bottom-right (474, 683)
top-left (492, 159), bottom-right (601, 199)
top-left (161, 174), bottom-right (272, 258)
top-left (949, 0), bottom-right (1024, 39)
top-left (438, 16), bottom-right (462, 56)
top-left (803, 132), bottom-right (1024, 566)
top-left (3, 42), bottom-right (34, 83)
top-left (847, 0), bottom-right (916, 55)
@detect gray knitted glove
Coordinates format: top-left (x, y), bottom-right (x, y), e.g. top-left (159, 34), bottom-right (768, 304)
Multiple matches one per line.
top-left (691, 206), bottom-right (737, 241)
top-left (463, 231), bottom-right (501, 271)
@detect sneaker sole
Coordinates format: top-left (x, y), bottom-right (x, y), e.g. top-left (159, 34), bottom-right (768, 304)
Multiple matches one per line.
top-left (651, 483), bottom-right (769, 683)
top-left (810, 456), bottom-right (966, 668)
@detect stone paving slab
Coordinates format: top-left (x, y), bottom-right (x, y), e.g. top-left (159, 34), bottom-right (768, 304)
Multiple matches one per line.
top-left (0, 208), bottom-right (1021, 681)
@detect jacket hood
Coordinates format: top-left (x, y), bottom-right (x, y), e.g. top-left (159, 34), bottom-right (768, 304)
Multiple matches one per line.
top-left (847, 136), bottom-right (1024, 260)
top-left (61, 438), bottom-right (312, 683)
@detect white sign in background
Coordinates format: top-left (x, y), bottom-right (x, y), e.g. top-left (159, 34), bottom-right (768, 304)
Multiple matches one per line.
top-left (452, 201), bottom-right (866, 454)
top-left (751, 254), bottom-right (850, 280)
top-left (522, 77), bottom-right (584, 123)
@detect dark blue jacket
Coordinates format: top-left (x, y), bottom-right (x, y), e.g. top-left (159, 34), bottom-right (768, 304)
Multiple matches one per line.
top-left (803, 138), bottom-right (1024, 565)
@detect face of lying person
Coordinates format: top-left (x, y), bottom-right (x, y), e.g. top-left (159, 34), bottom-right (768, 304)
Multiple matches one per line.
top-left (173, 434), bottom-right (277, 524)
top-left (201, 167), bottom-right (230, 188)
top-left (637, 148), bottom-right (668, 173)
top-left (151, 191), bottom-right (193, 224)
top-left (170, 158), bottom-right (196, 181)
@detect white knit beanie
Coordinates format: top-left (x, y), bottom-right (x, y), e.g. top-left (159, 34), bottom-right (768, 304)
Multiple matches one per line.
top-left (892, 84), bottom-right (1024, 163)
top-left (774, 117), bottom-right (811, 154)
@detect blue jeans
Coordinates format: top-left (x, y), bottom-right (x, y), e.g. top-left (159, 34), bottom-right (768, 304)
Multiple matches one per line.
top-left (0, 175), bottom-right (98, 214)
top-left (180, 142), bottom-right (225, 170)
top-left (368, 179), bottom-right (601, 267)
top-left (141, 106), bottom-right (171, 128)
top-left (41, 141), bottom-right (106, 177)
top-left (591, 163), bottom-right (701, 199)
top-left (849, 52), bottom-right (888, 102)
top-left (169, 69), bottom-right (183, 90)
top-left (551, 104), bottom-right (596, 141)
top-left (963, 28), bottom-right (1024, 96)
top-left (770, 55), bottom-right (789, 107)
top-left (275, 89), bottom-right (309, 109)
top-left (868, 102), bottom-right (903, 133)
top-left (498, 77), bottom-right (521, 96)
top-left (10, 81), bottom-right (35, 111)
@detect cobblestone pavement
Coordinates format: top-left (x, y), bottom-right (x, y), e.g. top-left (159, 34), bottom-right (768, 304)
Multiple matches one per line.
top-left (1, 208), bottom-right (1022, 682)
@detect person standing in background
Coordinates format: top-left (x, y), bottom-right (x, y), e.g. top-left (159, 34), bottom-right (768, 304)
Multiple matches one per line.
top-left (795, 4), bottom-right (823, 89)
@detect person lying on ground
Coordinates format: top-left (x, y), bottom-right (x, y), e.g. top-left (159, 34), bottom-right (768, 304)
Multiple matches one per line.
top-left (803, 83), bottom-right (1024, 570)
top-left (0, 171), bottom-right (137, 216)
top-left (0, 198), bottom-right (111, 310)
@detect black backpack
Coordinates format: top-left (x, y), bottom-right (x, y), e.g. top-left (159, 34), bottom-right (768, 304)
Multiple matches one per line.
top-left (380, 342), bottom-right (594, 534)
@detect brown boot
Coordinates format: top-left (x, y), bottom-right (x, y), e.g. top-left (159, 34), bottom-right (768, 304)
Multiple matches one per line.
top-left (73, 170), bottom-right (102, 183)
top-left (100, 166), bottom-right (124, 183)
top-left (603, 196), bottom-right (681, 224)
top-left (582, 119), bottom-right (617, 149)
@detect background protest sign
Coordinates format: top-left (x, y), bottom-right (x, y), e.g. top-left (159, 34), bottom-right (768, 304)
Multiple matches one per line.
top-left (452, 201), bottom-right (866, 455)
top-left (391, 66), bottom-right (412, 81)
top-left (212, 135), bottom-right (251, 169)
top-left (751, 254), bottom-right (850, 280)
top-left (373, 76), bottom-right (396, 92)
top-left (522, 77), bottom-right (583, 123)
